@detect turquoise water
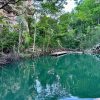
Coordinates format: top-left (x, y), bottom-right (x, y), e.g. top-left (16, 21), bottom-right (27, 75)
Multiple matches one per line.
top-left (0, 54), bottom-right (100, 100)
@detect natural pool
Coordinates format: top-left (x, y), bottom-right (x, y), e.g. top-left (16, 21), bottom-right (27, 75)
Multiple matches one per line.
top-left (0, 54), bottom-right (100, 100)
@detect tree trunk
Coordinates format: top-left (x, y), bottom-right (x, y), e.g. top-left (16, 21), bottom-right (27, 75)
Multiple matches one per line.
top-left (18, 29), bottom-right (22, 54)
top-left (33, 12), bottom-right (37, 52)
top-left (33, 24), bottom-right (36, 52)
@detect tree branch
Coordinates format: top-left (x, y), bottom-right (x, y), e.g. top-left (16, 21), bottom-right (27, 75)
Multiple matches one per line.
top-left (0, 0), bottom-right (11, 9)
top-left (0, 0), bottom-right (21, 9)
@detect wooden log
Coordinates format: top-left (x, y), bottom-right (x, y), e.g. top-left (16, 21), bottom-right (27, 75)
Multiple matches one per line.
top-left (51, 51), bottom-right (83, 56)
top-left (51, 51), bottom-right (68, 56)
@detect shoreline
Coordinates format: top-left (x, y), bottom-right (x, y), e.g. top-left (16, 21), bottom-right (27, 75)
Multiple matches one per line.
top-left (0, 48), bottom-right (94, 66)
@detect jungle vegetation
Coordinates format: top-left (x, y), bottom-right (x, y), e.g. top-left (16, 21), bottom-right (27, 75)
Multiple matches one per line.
top-left (0, 0), bottom-right (100, 54)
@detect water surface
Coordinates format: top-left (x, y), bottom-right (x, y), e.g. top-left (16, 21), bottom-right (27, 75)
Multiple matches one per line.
top-left (0, 54), bottom-right (100, 100)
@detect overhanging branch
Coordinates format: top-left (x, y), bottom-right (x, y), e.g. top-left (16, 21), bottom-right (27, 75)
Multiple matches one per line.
top-left (0, 0), bottom-right (21, 9)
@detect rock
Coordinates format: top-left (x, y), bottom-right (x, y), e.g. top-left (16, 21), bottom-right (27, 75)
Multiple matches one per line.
top-left (0, 53), bottom-right (20, 65)
top-left (92, 43), bottom-right (100, 54)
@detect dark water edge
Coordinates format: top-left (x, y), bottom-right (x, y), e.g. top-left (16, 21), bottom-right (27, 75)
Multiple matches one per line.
top-left (0, 54), bottom-right (100, 100)
top-left (0, 48), bottom-right (84, 65)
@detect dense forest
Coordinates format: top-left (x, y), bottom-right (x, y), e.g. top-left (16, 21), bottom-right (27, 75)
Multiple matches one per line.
top-left (0, 0), bottom-right (100, 55)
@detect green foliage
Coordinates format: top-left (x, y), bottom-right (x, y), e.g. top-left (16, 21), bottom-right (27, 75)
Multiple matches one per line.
top-left (0, 26), bottom-right (19, 52)
top-left (42, 2), bottom-right (58, 13)
top-left (36, 16), bottom-right (59, 48)
top-left (80, 25), bottom-right (100, 49)
top-left (0, 0), bottom-right (100, 53)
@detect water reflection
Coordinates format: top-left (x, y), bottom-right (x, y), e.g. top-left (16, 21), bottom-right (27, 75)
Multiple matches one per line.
top-left (34, 75), bottom-right (68, 100)
top-left (0, 54), bottom-right (100, 100)
top-left (35, 79), bottom-right (67, 100)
